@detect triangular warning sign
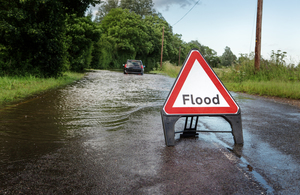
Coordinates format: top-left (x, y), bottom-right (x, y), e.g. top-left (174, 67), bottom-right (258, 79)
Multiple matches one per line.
top-left (163, 49), bottom-right (239, 115)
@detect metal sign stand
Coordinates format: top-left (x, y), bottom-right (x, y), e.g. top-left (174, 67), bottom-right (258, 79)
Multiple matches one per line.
top-left (161, 110), bottom-right (243, 146)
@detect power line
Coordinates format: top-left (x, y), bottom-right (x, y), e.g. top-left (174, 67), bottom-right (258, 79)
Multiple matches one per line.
top-left (172, 0), bottom-right (200, 27)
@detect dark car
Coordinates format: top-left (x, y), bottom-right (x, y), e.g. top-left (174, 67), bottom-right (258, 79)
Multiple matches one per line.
top-left (123, 60), bottom-right (144, 75)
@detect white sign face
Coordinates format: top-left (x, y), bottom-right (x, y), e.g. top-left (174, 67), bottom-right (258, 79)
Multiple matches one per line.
top-left (173, 59), bottom-right (229, 108)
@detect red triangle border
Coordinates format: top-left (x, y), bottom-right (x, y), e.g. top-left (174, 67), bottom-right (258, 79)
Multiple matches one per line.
top-left (163, 50), bottom-right (239, 115)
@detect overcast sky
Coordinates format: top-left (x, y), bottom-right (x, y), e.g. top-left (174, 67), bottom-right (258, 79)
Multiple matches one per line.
top-left (91, 0), bottom-right (300, 64)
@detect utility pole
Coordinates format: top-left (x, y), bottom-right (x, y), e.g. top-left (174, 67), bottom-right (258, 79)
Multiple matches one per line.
top-left (160, 26), bottom-right (164, 68)
top-left (178, 46), bottom-right (181, 66)
top-left (254, 0), bottom-right (263, 71)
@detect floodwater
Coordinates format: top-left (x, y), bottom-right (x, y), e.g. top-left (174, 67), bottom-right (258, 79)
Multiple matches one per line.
top-left (1, 70), bottom-right (300, 194)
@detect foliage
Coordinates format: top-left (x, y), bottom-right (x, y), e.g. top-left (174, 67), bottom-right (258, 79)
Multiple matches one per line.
top-left (140, 12), bottom-right (175, 71)
top-left (214, 50), bottom-right (300, 99)
top-left (180, 40), bottom-right (220, 68)
top-left (270, 49), bottom-right (287, 66)
top-left (93, 0), bottom-right (175, 71)
top-left (2, 0), bottom-right (298, 82)
top-left (94, 0), bottom-right (119, 23)
top-left (61, 0), bottom-right (101, 17)
top-left (0, 0), bottom-right (100, 77)
top-left (93, 2), bottom-right (224, 72)
top-left (66, 15), bottom-right (101, 72)
top-left (0, 0), bottom-right (220, 77)
top-left (220, 46), bottom-right (237, 67)
top-left (94, 0), bottom-right (154, 22)
top-left (165, 33), bottom-right (183, 66)
top-left (120, 0), bottom-right (155, 17)
top-left (219, 51), bottom-right (300, 83)
top-left (95, 8), bottom-right (153, 69)
top-left (0, 0), bottom-right (69, 77)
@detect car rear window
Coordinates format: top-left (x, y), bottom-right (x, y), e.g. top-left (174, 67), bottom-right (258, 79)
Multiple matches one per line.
top-left (127, 61), bottom-right (142, 66)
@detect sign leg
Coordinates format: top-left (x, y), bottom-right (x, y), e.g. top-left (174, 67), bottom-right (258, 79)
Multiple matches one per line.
top-left (222, 114), bottom-right (243, 145)
top-left (161, 113), bottom-right (180, 146)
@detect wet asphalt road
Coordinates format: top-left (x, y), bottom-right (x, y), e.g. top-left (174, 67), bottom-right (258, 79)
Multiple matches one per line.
top-left (0, 70), bottom-right (300, 194)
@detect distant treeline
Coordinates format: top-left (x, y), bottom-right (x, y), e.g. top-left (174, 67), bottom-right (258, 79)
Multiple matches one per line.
top-left (2, 0), bottom-right (294, 78)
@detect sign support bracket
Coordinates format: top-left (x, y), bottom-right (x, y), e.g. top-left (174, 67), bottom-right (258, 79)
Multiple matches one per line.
top-left (161, 110), bottom-right (243, 146)
top-left (181, 116), bottom-right (199, 138)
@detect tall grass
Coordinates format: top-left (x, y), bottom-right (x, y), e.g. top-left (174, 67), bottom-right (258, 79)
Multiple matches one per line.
top-left (218, 57), bottom-right (300, 99)
top-left (150, 61), bottom-right (182, 78)
top-left (0, 72), bottom-right (84, 105)
top-left (219, 59), bottom-right (300, 83)
top-left (224, 81), bottom-right (300, 99)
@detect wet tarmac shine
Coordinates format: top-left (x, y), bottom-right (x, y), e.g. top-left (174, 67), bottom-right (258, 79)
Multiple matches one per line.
top-left (1, 70), bottom-right (299, 194)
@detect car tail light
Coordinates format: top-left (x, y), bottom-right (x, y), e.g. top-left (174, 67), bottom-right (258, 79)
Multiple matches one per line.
top-left (125, 64), bottom-right (127, 68)
top-left (141, 65), bottom-right (144, 69)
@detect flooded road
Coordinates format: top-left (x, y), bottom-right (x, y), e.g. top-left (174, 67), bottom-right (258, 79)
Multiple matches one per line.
top-left (1, 70), bottom-right (300, 194)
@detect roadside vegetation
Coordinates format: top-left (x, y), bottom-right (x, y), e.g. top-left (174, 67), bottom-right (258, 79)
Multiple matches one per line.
top-left (218, 51), bottom-right (300, 99)
top-left (151, 61), bottom-right (182, 78)
top-left (154, 50), bottom-right (300, 100)
top-left (0, 0), bottom-right (222, 79)
top-left (0, 72), bottom-right (84, 105)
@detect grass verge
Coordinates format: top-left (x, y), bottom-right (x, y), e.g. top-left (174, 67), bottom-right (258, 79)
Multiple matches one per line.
top-left (150, 61), bottom-right (182, 78)
top-left (223, 81), bottom-right (300, 99)
top-left (0, 72), bottom-right (85, 105)
top-left (217, 61), bottom-right (300, 99)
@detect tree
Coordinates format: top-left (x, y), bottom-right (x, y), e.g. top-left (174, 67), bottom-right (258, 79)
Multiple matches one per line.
top-left (61, 0), bottom-right (102, 17)
top-left (94, 0), bottom-right (119, 23)
top-left (120, 0), bottom-right (155, 17)
top-left (66, 15), bottom-right (101, 72)
top-left (98, 8), bottom-right (152, 68)
top-left (220, 46), bottom-right (237, 67)
top-left (141, 12), bottom-right (175, 70)
top-left (200, 45), bottom-right (220, 68)
top-left (0, 0), bottom-right (101, 77)
top-left (94, 0), bottom-right (155, 23)
top-left (180, 40), bottom-right (219, 67)
top-left (168, 33), bottom-right (184, 66)
top-left (86, 9), bottom-right (94, 19)
top-left (0, 0), bottom-right (68, 77)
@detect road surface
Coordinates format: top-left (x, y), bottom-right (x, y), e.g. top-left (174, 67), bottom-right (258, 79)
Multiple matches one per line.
top-left (0, 70), bottom-right (299, 194)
